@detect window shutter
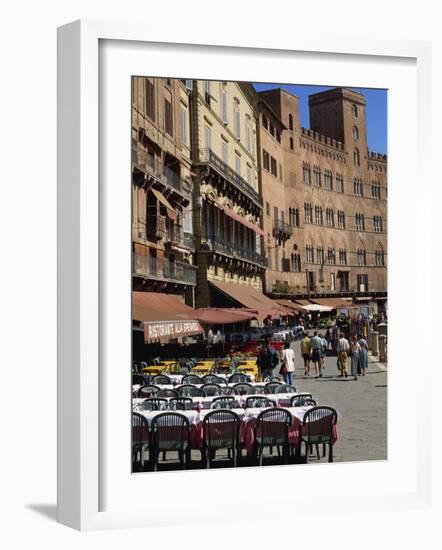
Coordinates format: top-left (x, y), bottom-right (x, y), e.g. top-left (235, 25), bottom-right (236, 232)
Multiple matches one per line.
top-left (235, 109), bottom-right (241, 139)
top-left (221, 91), bottom-right (228, 123)
top-left (180, 107), bottom-right (187, 144)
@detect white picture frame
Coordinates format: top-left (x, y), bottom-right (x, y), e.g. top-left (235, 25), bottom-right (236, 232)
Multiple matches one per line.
top-left (57, 19), bottom-right (433, 531)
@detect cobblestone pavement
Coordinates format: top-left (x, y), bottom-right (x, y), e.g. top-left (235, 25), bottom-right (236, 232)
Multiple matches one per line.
top-left (290, 338), bottom-right (387, 463)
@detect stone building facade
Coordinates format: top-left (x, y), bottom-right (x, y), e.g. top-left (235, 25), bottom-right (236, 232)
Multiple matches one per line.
top-left (131, 79), bottom-right (387, 307)
top-left (131, 77), bottom-right (197, 304)
top-left (190, 80), bottom-right (266, 308)
top-left (257, 87), bottom-right (387, 299)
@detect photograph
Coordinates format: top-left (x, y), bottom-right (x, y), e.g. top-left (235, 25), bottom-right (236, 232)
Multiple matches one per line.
top-left (131, 77), bottom-right (388, 472)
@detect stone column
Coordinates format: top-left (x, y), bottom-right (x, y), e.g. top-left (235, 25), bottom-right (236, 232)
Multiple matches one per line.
top-left (379, 335), bottom-right (387, 363)
top-left (371, 331), bottom-right (379, 357)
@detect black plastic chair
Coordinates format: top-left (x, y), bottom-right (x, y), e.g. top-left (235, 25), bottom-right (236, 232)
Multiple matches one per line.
top-left (232, 382), bottom-right (253, 395)
top-left (246, 385), bottom-right (268, 395)
top-left (203, 374), bottom-right (226, 385)
top-left (140, 397), bottom-right (168, 411)
top-left (169, 397), bottom-right (193, 410)
top-left (182, 374), bottom-right (203, 385)
top-left (150, 412), bottom-right (191, 471)
top-left (201, 383), bottom-right (223, 396)
top-left (290, 395), bottom-right (316, 407)
top-left (275, 384), bottom-right (297, 394)
top-left (211, 396), bottom-right (236, 409)
top-left (157, 388), bottom-right (179, 398)
top-left (245, 396), bottom-right (276, 408)
top-left (132, 412), bottom-right (150, 471)
top-left (264, 382), bottom-right (281, 393)
top-left (202, 409), bottom-right (241, 468)
top-left (151, 374), bottom-right (172, 385)
top-left (138, 384), bottom-right (161, 398)
top-left (220, 385), bottom-right (236, 396)
top-left (255, 408), bottom-right (292, 465)
top-left (300, 406), bottom-right (338, 462)
top-left (228, 373), bottom-right (249, 384)
top-left (177, 385), bottom-right (206, 398)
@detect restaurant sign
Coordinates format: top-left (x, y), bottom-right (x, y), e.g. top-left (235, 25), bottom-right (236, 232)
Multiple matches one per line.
top-left (143, 319), bottom-right (203, 343)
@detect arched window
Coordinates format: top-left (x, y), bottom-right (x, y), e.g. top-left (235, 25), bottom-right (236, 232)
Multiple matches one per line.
top-left (357, 248), bottom-right (367, 266)
top-left (290, 137), bottom-right (294, 150)
top-left (352, 104), bottom-right (358, 117)
top-left (373, 215), bottom-right (383, 233)
top-left (375, 246), bottom-right (385, 266)
top-left (355, 212), bottom-right (365, 232)
top-left (304, 202), bottom-right (313, 224)
top-left (288, 114), bottom-right (293, 131)
top-left (353, 126), bottom-right (359, 140)
top-left (354, 148), bottom-right (360, 167)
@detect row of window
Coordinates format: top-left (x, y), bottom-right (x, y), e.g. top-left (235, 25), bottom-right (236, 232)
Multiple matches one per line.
top-left (202, 81), bottom-right (255, 156)
top-left (265, 204), bottom-right (301, 229)
top-left (303, 163), bottom-right (384, 199)
top-left (262, 149), bottom-right (279, 178)
top-left (304, 203), bottom-right (383, 233)
top-left (305, 245), bottom-right (385, 267)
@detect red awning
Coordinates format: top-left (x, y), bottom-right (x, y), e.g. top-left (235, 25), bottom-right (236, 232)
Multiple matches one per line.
top-left (215, 200), bottom-right (265, 236)
top-left (209, 280), bottom-right (294, 319)
top-left (132, 292), bottom-right (204, 343)
top-left (294, 300), bottom-right (312, 306)
top-left (193, 307), bottom-right (259, 325)
top-left (151, 189), bottom-right (177, 221)
top-left (311, 298), bottom-right (354, 308)
top-left (272, 299), bottom-right (307, 313)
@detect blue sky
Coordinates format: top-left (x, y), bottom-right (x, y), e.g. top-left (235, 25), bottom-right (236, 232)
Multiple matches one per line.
top-left (253, 83), bottom-right (387, 154)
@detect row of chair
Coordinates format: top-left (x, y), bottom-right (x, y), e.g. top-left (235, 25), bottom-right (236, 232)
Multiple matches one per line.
top-left (132, 406), bottom-right (337, 471)
top-left (136, 382), bottom-right (298, 399)
top-left (136, 394), bottom-right (316, 411)
top-left (133, 373), bottom-right (254, 387)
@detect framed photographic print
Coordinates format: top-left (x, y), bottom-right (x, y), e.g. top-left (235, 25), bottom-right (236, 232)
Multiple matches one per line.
top-left (57, 19), bottom-right (432, 531)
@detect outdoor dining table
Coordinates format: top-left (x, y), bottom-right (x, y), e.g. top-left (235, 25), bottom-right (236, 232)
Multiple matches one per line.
top-left (135, 405), bottom-right (338, 457)
top-left (166, 373), bottom-right (256, 384)
top-left (133, 392), bottom-right (311, 410)
top-left (134, 380), bottom-right (274, 394)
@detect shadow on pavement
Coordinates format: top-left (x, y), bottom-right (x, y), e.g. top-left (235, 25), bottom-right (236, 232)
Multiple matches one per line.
top-left (25, 504), bottom-right (57, 522)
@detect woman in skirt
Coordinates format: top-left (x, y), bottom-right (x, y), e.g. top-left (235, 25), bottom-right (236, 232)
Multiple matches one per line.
top-left (358, 335), bottom-right (369, 376)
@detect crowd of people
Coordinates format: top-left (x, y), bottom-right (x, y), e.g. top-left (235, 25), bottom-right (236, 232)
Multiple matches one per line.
top-left (256, 329), bottom-right (370, 383)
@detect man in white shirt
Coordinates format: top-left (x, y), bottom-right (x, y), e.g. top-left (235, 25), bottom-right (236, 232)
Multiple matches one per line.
top-left (281, 341), bottom-right (296, 386)
top-left (336, 333), bottom-right (350, 377)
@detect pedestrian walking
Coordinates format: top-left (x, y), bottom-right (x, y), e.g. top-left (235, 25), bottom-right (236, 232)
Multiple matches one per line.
top-left (300, 333), bottom-right (312, 376)
top-left (350, 336), bottom-right (361, 380)
top-left (310, 331), bottom-right (323, 378)
top-left (336, 332), bottom-right (350, 377)
top-left (321, 334), bottom-right (328, 371)
top-left (280, 341), bottom-right (296, 386)
top-left (358, 335), bottom-right (368, 376)
top-left (256, 336), bottom-right (279, 381)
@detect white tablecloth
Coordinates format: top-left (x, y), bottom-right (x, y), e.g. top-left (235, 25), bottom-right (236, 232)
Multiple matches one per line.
top-left (133, 392), bottom-right (312, 411)
top-left (135, 406), bottom-right (312, 427)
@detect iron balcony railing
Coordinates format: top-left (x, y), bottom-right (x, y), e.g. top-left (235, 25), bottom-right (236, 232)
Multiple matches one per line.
top-left (203, 234), bottom-right (267, 268)
top-left (199, 148), bottom-right (263, 207)
top-left (133, 254), bottom-right (197, 285)
top-left (272, 219), bottom-right (293, 237)
top-left (134, 218), bottom-right (195, 250)
top-left (132, 143), bottom-right (187, 196)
